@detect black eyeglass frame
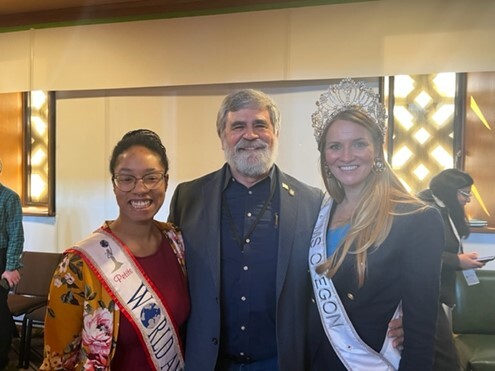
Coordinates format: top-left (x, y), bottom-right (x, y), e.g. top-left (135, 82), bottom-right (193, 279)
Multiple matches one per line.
top-left (112, 172), bottom-right (167, 192)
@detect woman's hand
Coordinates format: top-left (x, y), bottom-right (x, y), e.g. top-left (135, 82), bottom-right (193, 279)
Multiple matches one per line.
top-left (459, 252), bottom-right (485, 269)
top-left (387, 317), bottom-right (404, 350)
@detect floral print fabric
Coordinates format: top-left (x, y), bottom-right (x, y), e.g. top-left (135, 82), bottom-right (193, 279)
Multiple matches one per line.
top-left (40, 221), bottom-right (186, 370)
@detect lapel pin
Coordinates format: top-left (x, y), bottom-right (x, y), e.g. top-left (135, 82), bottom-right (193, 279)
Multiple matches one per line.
top-left (282, 182), bottom-right (295, 196)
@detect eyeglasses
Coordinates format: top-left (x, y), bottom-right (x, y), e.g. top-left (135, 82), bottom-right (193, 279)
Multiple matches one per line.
top-left (457, 190), bottom-right (472, 198)
top-left (112, 173), bottom-right (166, 192)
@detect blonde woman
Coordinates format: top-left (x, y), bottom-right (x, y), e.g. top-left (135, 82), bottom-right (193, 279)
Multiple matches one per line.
top-left (308, 79), bottom-right (444, 370)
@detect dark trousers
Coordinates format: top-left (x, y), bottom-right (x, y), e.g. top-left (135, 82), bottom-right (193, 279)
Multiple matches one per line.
top-left (0, 286), bottom-right (14, 369)
top-left (433, 303), bottom-right (461, 371)
top-left (0, 250), bottom-right (14, 369)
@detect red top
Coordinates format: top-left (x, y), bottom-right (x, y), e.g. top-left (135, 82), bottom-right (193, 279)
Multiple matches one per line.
top-left (111, 235), bottom-right (190, 370)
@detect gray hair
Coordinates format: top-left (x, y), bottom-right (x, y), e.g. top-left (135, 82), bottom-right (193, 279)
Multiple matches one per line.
top-left (216, 89), bottom-right (281, 136)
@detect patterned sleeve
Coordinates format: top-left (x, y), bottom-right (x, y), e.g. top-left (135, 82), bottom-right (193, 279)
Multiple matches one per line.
top-left (159, 221), bottom-right (186, 274)
top-left (40, 252), bottom-right (116, 370)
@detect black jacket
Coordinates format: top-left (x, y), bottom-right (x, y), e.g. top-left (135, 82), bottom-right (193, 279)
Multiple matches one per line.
top-left (418, 189), bottom-right (462, 306)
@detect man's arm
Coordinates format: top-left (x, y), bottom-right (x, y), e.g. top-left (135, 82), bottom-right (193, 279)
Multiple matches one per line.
top-left (2, 191), bottom-right (24, 287)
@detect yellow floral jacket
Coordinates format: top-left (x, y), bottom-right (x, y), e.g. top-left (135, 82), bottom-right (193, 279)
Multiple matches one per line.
top-left (40, 221), bottom-right (186, 370)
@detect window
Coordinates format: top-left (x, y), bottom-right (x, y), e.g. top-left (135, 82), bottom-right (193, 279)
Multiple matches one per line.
top-left (0, 91), bottom-right (55, 216)
top-left (384, 73), bottom-right (458, 192)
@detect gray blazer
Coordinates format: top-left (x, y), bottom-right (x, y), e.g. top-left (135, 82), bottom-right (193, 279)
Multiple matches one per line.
top-left (168, 164), bottom-right (323, 371)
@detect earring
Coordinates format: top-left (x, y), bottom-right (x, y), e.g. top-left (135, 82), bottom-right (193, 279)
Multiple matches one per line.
top-left (324, 164), bottom-right (333, 179)
top-left (373, 158), bottom-right (385, 173)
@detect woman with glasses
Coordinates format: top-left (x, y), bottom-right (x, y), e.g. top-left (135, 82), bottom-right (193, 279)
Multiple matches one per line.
top-left (418, 168), bottom-right (485, 371)
top-left (41, 129), bottom-right (189, 370)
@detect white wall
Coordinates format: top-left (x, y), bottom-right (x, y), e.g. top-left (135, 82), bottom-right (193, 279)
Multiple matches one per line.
top-left (2, 0), bottom-right (495, 93)
top-left (39, 82), bottom-right (334, 251)
top-left (1, 0), bottom-right (492, 259)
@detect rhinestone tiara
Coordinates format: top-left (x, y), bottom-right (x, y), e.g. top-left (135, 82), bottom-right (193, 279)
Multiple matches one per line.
top-left (311, 78), bottom-right (387, 144)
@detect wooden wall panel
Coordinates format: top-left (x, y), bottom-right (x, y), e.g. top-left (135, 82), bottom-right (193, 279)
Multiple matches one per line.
top-left (0, 92), bottom-right (23, 196)
top-left (464, 72), bottom-right (495, 231)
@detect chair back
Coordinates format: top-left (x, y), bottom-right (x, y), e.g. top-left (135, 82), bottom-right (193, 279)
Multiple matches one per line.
top-left (452, 269), bottom-right (495, 335)
top-left (14, 251), bottom-right (62, 297)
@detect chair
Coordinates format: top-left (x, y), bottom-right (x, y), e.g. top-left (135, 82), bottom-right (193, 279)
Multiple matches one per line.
top-left (453, 270), bottom-right (495, 371)
top-left (18, 305), bottom-right (47, 368)
top-left (7, 251), bottom-right (62, 368)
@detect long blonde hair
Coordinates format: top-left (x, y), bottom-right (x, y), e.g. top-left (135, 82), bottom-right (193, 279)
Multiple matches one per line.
top-left (316, 110), bottom-right (426, 287)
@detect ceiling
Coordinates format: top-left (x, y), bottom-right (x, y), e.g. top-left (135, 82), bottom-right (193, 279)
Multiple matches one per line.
top-left (0, 0), bottom-right (372, 31)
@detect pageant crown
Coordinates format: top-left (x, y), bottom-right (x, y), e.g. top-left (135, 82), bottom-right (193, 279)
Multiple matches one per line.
top-left (311, 78), bottom-right (387, 144)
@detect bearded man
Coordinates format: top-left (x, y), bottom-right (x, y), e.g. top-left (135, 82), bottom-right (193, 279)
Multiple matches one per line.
top-left (168, 89), bottom-right (323, 371)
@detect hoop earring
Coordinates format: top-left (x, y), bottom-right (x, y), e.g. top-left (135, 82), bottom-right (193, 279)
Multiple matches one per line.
top-left (373, 158), bottom-right (385, 173)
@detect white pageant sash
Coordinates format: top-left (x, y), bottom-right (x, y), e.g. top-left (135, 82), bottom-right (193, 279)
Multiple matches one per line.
top-left (309, 195), bottom-right (401, 370)
top-left (72, 229), bottom-right (184, 371)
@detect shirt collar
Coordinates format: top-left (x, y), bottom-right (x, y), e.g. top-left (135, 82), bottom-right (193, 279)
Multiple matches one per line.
top-left (222, 164), bottom-right (276, 191)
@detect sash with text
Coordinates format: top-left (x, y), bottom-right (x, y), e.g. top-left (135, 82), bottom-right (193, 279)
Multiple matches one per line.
top-left (309, 195), bottom-right (401, 370)
top-left (72, 229), bottom-right (184, 371)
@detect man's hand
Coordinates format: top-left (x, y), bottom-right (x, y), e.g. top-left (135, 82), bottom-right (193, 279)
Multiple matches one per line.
top-left (387, 317), bottom-right (404, 350)
top-left (1, 269), bottom-right (21, 288)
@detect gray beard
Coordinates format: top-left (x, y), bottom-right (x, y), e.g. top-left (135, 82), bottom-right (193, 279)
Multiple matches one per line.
top-left (224, 139), bottom-right (278, 178)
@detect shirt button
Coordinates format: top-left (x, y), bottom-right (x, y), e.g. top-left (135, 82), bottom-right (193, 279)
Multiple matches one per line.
top-left (248, 191), bottom-right (252, 195)
top-left (241, 296), bottom-right (246, 301)
top-left (347, 293), bottom-right (354, 300)
top-left (240, 352), bottom-right (245, 356)
top-left (243, 266), bottom-right (248, 271)
top-left (245, 238), bottom-right (250, 244)
top-left (241, 325), bottom-right (246, 331)
top-left (247, 212), bottom-right (252, 217)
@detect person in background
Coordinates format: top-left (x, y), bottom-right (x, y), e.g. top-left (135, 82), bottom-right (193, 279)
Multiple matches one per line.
top-left (168, 88), bottom-right (404, 371)
top-left (41, 129), bottom-right (189, 370)
top-left (0, 159), bottom-right (25, 370)
top-left (418, 168), bottom-right (485, 371)
top-left (308, 78), bottom-right (444, 370)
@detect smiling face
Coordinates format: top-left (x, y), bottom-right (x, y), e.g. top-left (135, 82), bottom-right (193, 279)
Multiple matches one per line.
top-left (113, 145), bottom-right (167, 224)
top-left (221, 107), bottom-right (279, 184)
top-left (324, 119), bottom-right (376, 194)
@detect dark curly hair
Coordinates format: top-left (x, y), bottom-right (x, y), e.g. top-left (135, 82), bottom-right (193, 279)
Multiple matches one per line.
top-left (109, 129), bottom-right (169, 175)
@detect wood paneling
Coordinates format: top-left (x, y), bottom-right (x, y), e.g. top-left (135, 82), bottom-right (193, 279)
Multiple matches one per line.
top-left (0, 92), bottom-right (23, 196)
top-left (0, 0), bottom-right (371, 29)
top-left (464, 72), bottom-right (495, 231)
